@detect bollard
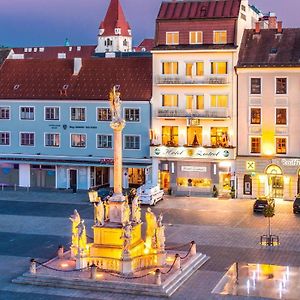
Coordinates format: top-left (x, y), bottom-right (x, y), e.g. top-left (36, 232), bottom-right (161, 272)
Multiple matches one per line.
top-left (90, 264), bottom-right (97, 280)
top-left (1, 184), bottom-right (3, 191)
top-left (30, 259), bottom-right (36, 274)
top-left (27, 185), bottom-right (29, 192)
top-left (174, 254), bottom-right (181, 270)
top-left (190, 241), bottom-right (197, 256)
top-left (57, 245), bottom-right (64, 259)
top-left (14, 184), bottom-right (17, 191)
top-left (155, 269), bottom-right (161, 285)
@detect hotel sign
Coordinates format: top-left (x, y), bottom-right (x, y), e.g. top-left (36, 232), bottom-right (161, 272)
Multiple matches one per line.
top-left (150, 146), bottom-right (235, 160)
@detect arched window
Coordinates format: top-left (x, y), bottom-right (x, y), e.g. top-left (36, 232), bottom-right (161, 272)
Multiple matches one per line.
top-left (265, 165), bottom-right (282, 175)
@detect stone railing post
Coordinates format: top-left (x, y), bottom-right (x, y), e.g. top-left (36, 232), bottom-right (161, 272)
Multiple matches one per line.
top-left (90, 264), bottom-right (97, 280)
top-left (190, 241), bottom-right (196, 256)
top-left (30, 259), bottom-right (36, 274)
top-left (57, 245), bottom-right (64, 259)
top-left (155, 269), bottom-right (161, 285)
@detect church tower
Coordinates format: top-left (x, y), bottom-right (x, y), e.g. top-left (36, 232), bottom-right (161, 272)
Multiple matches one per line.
top-left (95, 0), bottom-right (132, 53)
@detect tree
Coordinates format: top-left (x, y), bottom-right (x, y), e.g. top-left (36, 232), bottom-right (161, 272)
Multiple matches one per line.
top-left (263, 198), bottom-right (275, 244)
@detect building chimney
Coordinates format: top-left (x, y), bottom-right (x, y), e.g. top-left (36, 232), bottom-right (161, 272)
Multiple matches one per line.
top-left (277, 21), bottom-right (283, 34)
top-left (73, 57), bottom-right (82, 75)
top-left (268, 12), bottom-right (277, 29)
top-left (255, 22), bottom-right (260, 34)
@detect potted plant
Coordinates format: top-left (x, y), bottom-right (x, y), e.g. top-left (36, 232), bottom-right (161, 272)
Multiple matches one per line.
top-left (230, 186), bottom-right (236, 198)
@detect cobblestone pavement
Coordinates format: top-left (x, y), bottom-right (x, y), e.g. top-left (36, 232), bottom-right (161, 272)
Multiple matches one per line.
top-left (0, 191), bottom-right (299, 300)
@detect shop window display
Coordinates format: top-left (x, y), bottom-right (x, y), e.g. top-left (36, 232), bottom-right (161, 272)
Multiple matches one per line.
top-left (210, 127), bottom-right (229, 147)
top-left (177, 177), bottom-right (211, 188)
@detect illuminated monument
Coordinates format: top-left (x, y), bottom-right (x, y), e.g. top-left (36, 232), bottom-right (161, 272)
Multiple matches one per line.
top-left (14, 87), bottom-right (209, 297)
top-left (73, 85), bottom-right (166, 273)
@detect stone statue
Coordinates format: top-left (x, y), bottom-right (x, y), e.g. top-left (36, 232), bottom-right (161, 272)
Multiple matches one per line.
top-left (104, 199), bottom-right (110, 221)
top-left (109, 85), bottom-right (122, 122)
top-left (76, 220), bottom-right (87, 252)
top-left (145, 207), bottom-right (157, 249)
top-left (121, 200), bottom-right (131, 226)
top-left (157, 212), bottom-right (163, 227)
top-left (155, 226), bottom-right (166, 251)
top-left (155, 212), bottom-right (165, 251)
top-left (70, 209), bottom-right (81, 248)
top-left (132, 195), bottom-right (141, 223)
top-left (94, 201), bottom-right (105, 226)
top-left (121, 223), bottom-right (132, 254)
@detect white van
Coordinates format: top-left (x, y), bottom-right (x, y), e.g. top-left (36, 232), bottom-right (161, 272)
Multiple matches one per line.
top-left (137, 184), bottom-right (164, 206)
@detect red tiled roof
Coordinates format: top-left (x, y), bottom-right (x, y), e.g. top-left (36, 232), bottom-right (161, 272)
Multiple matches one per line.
top-left (0, 57), bottom-right (152, 101)
top-left (100, 0), bottom-right (131, 36)
top-left (12, 45), bottom-right (96, 59)
top-left (157, 0), bottom-right (241, 20)
top-left (133, 39), bottom-right (155, 52)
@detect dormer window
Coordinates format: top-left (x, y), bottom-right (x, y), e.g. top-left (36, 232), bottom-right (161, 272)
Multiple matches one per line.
top-left (213, 31), bottom-right (227, 44)
top-left (166, 32), bottom-right (179, 45)
top-left (115, 28), bottom-right (121, 35)
top-left (105, 39), bottom-right (113, 46)
top-left (190, 31), bottom-right (203, 44)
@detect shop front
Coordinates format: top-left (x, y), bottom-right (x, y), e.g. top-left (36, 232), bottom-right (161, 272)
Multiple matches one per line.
top-left (0, 163), bottom-right (19, 186)
top-left (30, 165), bottom-right (56, 188)
top-left (236, 157), bottom-right (300, 200)
top-left (151, 146), bottom-right (236, 196)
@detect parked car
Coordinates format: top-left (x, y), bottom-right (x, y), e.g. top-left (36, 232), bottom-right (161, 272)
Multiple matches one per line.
top-left (293, 196), bottom-right (300, 214)
top-left (136, 184), bottom-right (164, 206)
top-left (253, 198), bottom-right (268, 213)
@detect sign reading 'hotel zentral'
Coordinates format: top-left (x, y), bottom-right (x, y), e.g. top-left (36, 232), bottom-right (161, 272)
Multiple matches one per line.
top-left (150, 146), bottom-right (235, 160)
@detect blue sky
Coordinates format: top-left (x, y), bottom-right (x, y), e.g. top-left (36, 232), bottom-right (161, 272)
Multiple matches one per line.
top-left (0, 0), bottom-right (299, 47)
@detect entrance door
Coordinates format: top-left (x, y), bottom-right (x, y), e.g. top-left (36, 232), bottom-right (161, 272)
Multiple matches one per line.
top-left (160, 171), bottom-right (170, 191)
top-left (69, 170), bottom-right (77, 189)
top-left (270, 176), bottom-right (283, 198)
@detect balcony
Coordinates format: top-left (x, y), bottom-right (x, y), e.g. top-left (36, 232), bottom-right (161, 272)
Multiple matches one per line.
top-left (157, 107), bottom-right (229, 119)
top-left (156, 75), bottom-right (229, 86)
top-left (150, 145), bottom-right (236, 160)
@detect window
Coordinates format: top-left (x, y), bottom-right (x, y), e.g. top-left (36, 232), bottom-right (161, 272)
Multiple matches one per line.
top-left (45, 107), bottom-right (59, 121)
top-left (162, 62), bottom-right (178, 75)
top-left (213, 31), bottom-right (227, 44)
top-left (124, 136), bottom-right (140, 150)
top-left (162, 94), bottom-right (178, 107)
top-left (250, 108), bottom-right (261, 124)
top-left (0, 132), bottom-right (10, 145)
top-left (187, 127), bottom-right (202, 146)
top-left (276, 108), bottom-right (287, 125)
top-left (21, 133), bottom-right (34, 146)
top-left (97, 108), bottom-right (112, 121)
top-left (211, 95), bottom-right (228, 108)
top-left (211, 127), bottom-right (228, 147)
top-left (162, 126), bottom-right (178, 146)
top-left (196, 95), bottom-right (204, 110)
top-left (71, 108), bottom-right (85, 121)
top-left (186, 63), bottom-right (193, 76)
top-left (45, 133), bottom-right (60, 147)
top-left (166, 32), bottom-right (179, 45)
top-left (97, 135), bottom-right (112, 148)
top-left (186, 95), bottom-right (193, 109)
top-left (211, 62), bottom-right (228, 74)
top-left (276, 138), bottom-right (287, 154)
top-left (276, 78), bottom-right (287, 94)
top-left (250, 137), bottom-right (261, 154)
top-left (189, 31), bottom-right (203, 44)
top-left (125, 108), bottom-right (140, 122)
top-left (196, 62), bottom-right (204, 76)
top-left (71, 134), bottom-right (86, 148)
top-left (250, 78), bottom-right (261, 95)
top-left (20, 107), bottom-right (34, 120)
top-left (0, 107), bottom-right (10, 119)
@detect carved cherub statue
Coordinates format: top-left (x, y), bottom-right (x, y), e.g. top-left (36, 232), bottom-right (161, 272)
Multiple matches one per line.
top-left (132, 195), bottom-right (141, 223)
top-left (76, 220), bottom-right (87, 252)
top-left (109, 85), bottom-right (122, 122)
top-left (145, 207), bottom-right (158, 248)
top-left (121, 200), bottom-right (131, 226)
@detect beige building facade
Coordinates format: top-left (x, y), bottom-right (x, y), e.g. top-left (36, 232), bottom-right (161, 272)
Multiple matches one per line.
top-left (236, 27), bottom-right (300, 200)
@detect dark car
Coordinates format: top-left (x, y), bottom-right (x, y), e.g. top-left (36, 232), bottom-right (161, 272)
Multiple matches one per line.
top-left (293, 197), bottom-right (300, 214)
top-left (253, 198), bottom-right (268, 213)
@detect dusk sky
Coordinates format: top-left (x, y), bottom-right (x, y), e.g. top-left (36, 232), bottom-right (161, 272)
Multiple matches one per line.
top-left (0, 0), bottom-right (299, 47)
